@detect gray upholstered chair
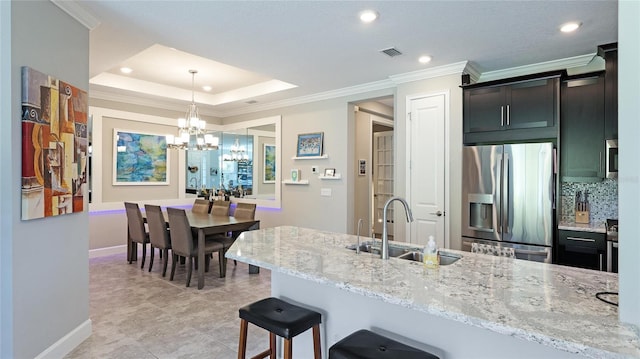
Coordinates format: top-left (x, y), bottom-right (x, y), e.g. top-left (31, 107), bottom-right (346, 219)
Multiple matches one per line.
top-left (210, 200), bottom-right (231, 216)
top-left (212, 202), bottom-right (257, 274)
top-left (124, 202), bottom-right (150, 269)
top-left (191, 199), bottom-right (211, 214)
top-left (166, 207), bottom-right (225, 287)
top-left (144, 204), bottom-right (172, 277)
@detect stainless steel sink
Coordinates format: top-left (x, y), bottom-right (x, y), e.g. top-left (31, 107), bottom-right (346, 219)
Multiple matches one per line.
top-left (346, 241), bottom-right (419, 258)
top-left (397, 250), bottom-right (462, 266)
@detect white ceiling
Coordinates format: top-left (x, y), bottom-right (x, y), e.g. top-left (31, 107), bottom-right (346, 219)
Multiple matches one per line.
top-left (66, 1), bottom-right (617, 118)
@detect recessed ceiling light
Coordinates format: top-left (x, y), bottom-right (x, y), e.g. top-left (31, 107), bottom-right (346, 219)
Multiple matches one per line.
top-left (560, 22), bottom-right (581, 33)
top-left (120, 67), bottom-right (133, 74)
top-left (360, 10), bottom-right (378, 23)
top-left (419, 55), bottom-right (432, 64)
top-left (202, 85), bottom-right (212, 92)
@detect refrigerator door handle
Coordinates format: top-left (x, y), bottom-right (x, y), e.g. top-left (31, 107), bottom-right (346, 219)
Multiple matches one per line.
top-left (496, 156), bottom-right (502, 234)
top-left (503, 154), bottom-right (510, 235)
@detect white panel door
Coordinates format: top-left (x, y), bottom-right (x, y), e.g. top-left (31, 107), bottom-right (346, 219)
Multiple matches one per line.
top-left (409, 94), bottom-right (446, 248)
top-left (372, 131), bottom-right (394, 238)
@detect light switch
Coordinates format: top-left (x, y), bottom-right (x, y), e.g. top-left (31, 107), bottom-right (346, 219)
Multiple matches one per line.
top-left (321, 188), bottom-right (332, 197)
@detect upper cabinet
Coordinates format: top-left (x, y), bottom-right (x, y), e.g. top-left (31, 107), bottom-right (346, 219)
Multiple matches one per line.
top-left (463, 71), bottom-right (561, 144)
top-left (598, 43), bottom-right (618, 140)
top-left (560, 73), bottom-right (606, 182)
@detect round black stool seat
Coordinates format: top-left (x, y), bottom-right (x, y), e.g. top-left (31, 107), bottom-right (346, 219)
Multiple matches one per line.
top-left (329, 330), bottom-right (439, 359)
top-left (239, 297), bottom-right (321, 339)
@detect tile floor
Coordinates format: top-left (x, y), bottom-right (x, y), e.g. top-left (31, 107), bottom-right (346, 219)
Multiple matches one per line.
top-left (65, 252), bottom-right (271, 359)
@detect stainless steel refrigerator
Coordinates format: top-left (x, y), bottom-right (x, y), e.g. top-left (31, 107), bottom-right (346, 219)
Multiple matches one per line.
top-left (461, 143), bottom-right (555, 263)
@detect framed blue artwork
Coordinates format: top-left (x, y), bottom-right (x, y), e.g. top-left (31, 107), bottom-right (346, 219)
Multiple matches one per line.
top-left (263, 143), bottom-right (276, 183)
top-left (113, 129), bottom-right (169, 185)
top-left (296, 132), bottom-right (323, 157)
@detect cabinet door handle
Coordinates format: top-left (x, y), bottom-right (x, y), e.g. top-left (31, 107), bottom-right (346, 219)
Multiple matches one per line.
top-left (501, 106), bottom-right (504, 126)
top-left (600, 151), bottom-right (603, 173)
top-left (567, 236), bottom-right (596, 243)
top-left (600, 253), bottom-right (603, 271)
top-left (506, 105), bottom-right (510, 126)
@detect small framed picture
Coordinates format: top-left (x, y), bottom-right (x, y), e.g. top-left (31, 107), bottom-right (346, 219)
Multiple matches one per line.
top-left (296, 132), bottom-right (324, 157)
top-left (291, 169), bottom-right (301, 182)
top-left (324, 168), bottom-right (335, 177)
top-left (358, 159), bottom-right (366, 175)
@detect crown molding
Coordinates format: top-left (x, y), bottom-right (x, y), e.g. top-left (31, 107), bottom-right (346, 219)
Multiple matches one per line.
top-left (478, 53), bottom-right (596, 82)
top-left (463, 62), bottom-right (482, 83)
top-left (51, 0), bottom-right (100, 30)
top-left (219, 79), bottom-right (396, 117)
top-left (389, 61), bottom-right (468, 84)
top-left (90, 87), bottom-right (225, 118)
top-left (89, 54), bottom-right (598, 119)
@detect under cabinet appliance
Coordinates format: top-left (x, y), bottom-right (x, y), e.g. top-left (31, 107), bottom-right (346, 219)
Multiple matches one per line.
top-left (606, 140), bottom-right (618, 179)
top-left (462, 143), bottom-right (554, 263)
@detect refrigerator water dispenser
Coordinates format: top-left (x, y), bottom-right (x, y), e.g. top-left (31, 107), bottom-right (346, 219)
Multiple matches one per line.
top-left (468, 194), bottom-right (494, 232)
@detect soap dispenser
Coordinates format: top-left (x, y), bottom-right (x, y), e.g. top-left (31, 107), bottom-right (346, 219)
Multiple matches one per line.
top-left (424, 236), bottom-right (438, 269)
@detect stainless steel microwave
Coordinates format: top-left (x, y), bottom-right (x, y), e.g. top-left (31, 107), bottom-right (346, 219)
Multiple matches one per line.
top-left (606, 139), bottom-right (618, 179)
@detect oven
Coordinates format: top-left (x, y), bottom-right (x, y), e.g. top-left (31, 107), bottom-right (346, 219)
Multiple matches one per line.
top-left (606, 219), bottom-right (618, 273)
top-left (606, 140), bottom-right (618, 179)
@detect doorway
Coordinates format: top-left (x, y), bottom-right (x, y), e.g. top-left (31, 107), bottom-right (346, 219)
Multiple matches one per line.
top-left (353, 97), bottom-right (394, 239)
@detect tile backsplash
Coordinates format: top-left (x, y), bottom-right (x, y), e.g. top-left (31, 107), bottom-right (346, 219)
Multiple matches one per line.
top-left (560, 179), bottom-right (618, 225)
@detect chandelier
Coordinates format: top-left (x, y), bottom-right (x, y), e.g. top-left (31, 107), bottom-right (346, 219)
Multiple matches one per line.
top-left (166, 69), bottom-right (219, 150)
top-left (223, 137), bottom-right (249, 163)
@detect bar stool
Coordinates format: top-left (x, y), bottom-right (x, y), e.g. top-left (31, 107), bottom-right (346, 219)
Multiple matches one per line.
top-left (238, 297), bottom-right (322, 359)
top-left (329, 330), bottom-right (439, 359)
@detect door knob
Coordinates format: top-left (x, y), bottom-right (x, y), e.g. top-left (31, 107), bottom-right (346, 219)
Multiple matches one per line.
top-left (430, 210), bottom-right (443, 217)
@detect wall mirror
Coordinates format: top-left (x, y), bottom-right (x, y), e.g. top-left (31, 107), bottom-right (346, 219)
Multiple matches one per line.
top-left (185, 115), bottom-right (281, 208)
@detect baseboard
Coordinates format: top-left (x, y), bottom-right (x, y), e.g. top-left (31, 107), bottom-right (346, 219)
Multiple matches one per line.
top-left (88, 244), bottom-right (127, 258)
top-left (34, 319), bottom-right (92, 359)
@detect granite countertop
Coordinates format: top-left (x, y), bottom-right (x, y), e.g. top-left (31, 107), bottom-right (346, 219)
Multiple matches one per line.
top-left (559, 221), bottom-right (607, 233)
top-left (227, 226), bottom-right (639, 358)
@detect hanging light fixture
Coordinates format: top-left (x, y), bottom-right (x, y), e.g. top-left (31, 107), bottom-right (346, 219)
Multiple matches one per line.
top-left (166, 69), bottom-right (218, 150)
top-left (223, 137), bottom-right (249, 163)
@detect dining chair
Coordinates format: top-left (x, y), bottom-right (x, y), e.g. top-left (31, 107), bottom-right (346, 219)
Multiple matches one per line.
top-left (166, 207), bottom-right (225, 287)
top-left (210, 200), bottom-right (231, 216)
top-left (212, 202), bottom-right (257, 274)
top-left (144, 204), bottom-right (172, 277)
top-left (191, 198), bottom-right (211, 214)
top-left (124, 202), bottom-right (150, 269)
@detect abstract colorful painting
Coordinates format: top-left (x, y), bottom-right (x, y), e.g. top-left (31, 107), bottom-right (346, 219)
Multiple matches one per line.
top-left (21, 67), bottom-right (88, 220)
top-left (113, 130), bottom-right (168, 185)
top-left (263, 143), bottom-right (276, 183)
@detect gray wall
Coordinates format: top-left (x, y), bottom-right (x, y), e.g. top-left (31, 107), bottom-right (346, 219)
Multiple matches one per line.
top-left (223, 89), bottom-right (394, 234)
top-left (618, 0), bottom-right (640, 328)
top-left (101, 116), bottom-right (181, 202)
top-left (2, 2), bottom-right (90, 358)
top-left (0, 2), bottom-right (11, 357)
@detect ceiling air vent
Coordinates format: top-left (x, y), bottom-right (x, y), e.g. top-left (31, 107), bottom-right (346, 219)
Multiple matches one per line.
top-left (380, 47), bottom-right (402, 57)
top-left (245, 100), bottom-right (258, 104)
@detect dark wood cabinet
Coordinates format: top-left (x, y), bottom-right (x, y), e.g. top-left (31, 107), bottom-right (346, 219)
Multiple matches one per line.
top-left (463, 72), bottom-right (560, 144)
top-left (560, 73), bottom-right (605, 182)
top-left (598, 43), bottom-right (618, 140)
top-left (464, 86), bottom-right (505, 133)
top-left (557, 230), bottom-right (606, 271)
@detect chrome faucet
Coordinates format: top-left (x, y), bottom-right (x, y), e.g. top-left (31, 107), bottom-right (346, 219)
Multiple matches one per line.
top-left (381, 197), bottom-right (414, 259)
top-left (356, 218), bottom-right (364, 254)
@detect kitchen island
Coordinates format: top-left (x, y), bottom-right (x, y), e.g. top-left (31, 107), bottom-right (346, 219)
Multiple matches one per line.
top-left (226, 226), bottom-right (639, 359)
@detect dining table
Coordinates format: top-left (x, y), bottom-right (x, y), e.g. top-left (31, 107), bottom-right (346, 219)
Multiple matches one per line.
top-left (132, 209), bottom-right (260, 289)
